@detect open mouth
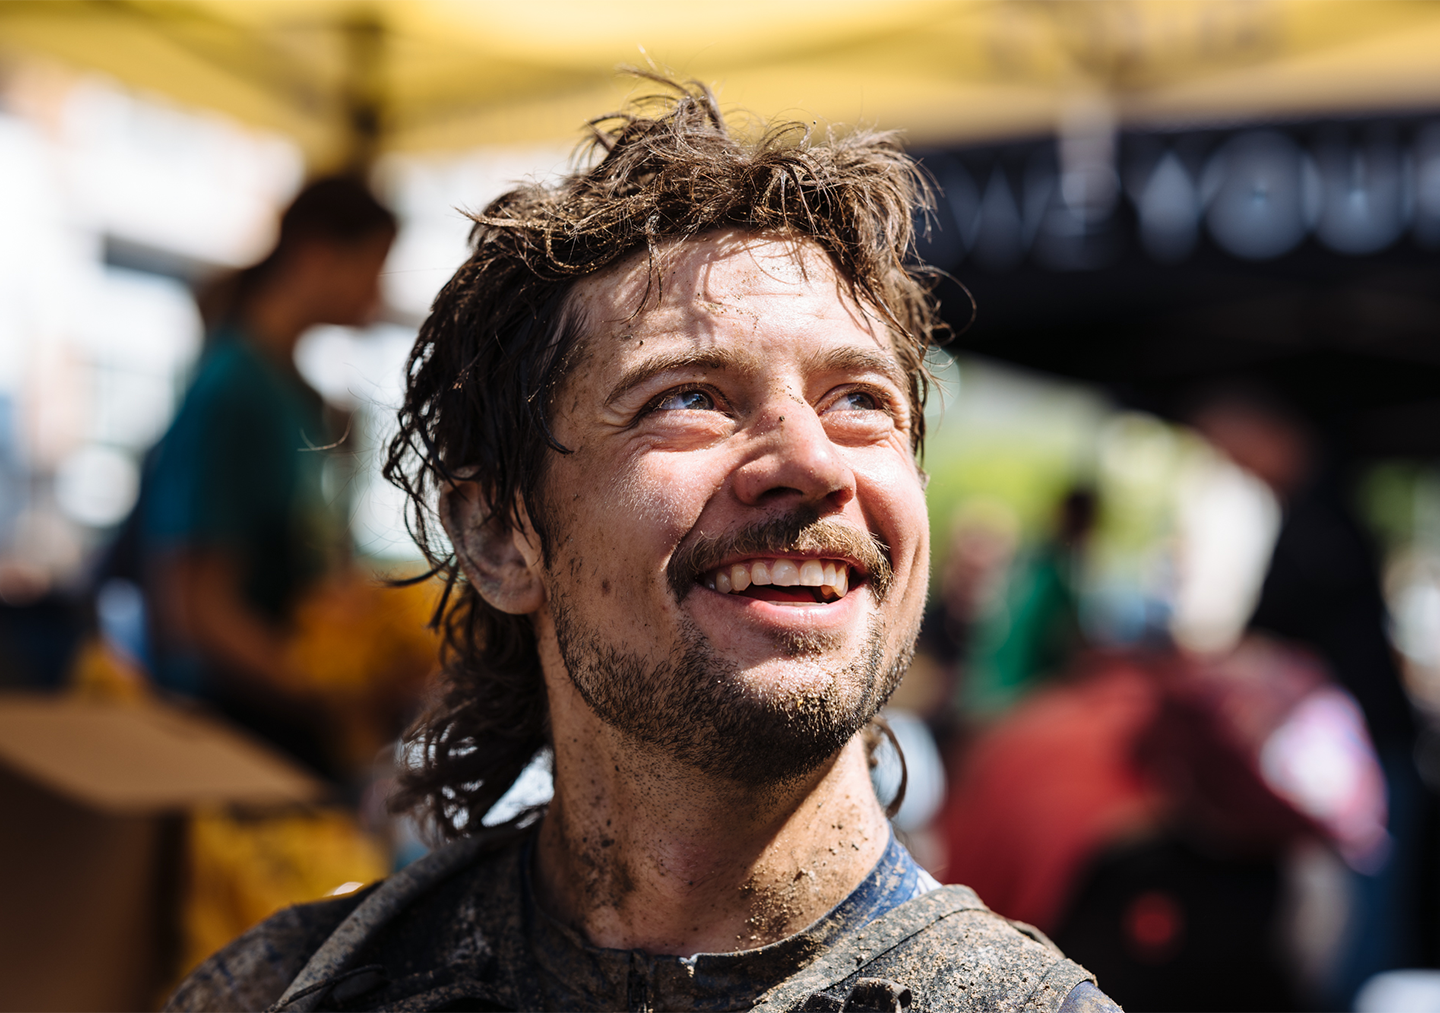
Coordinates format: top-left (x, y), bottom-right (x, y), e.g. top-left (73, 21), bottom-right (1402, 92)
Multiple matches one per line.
top-left (701, 558), bottom-right (853, 604)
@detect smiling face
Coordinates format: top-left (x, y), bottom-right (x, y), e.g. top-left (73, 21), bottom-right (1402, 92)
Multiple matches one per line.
top-left (533, 233), bottom-right (930, 785)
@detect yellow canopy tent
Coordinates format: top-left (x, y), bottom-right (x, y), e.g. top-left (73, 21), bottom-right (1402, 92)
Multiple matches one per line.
top-left (4, 0), bottom-right (1440, 170)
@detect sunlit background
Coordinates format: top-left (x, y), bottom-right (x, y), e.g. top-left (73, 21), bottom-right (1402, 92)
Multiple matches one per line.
top-left (6, 2), bottom-right (1440, 1011)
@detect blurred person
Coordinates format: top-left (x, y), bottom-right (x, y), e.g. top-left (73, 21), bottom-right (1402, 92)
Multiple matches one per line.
top-left (137, 177), bottom-right (397, 779)
top-left (166, 83), bottom-right (1118, 1013)
top-left (1192, 390), bottom-right (1415, 756)
top-left (896, 500), bottom-right (1020, 866)
top-left (1193, 385), bottom-right (1426, 1006)
top-left (908, 500), bottom-right (1020, 724)
top-left (962, 486), bottom-right (1097, 720)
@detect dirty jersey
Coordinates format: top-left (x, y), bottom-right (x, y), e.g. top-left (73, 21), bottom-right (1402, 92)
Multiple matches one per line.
top-left (167, 828), bottom-right (1119, 1012)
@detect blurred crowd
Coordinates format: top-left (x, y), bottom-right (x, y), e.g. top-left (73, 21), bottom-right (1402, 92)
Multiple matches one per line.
top-left (884, 388), bottom-right (1439, 1011)
top-left (4, 58), bottom-right (1440, 1013)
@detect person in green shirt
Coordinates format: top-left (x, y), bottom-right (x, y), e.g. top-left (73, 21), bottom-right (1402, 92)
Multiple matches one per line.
top-left (963, 487), bottom-right (1097, 720)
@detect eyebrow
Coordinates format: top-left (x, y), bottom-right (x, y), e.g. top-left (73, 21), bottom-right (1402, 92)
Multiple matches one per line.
top-left (604, 348), bottom-right (765, 407)
top-left (805, 345), bottom-right (910, 393)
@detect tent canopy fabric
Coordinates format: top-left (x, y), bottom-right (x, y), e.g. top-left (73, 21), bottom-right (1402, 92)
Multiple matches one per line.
top-left (4, 1), bottom-right (1440, 169)
top-left (8, 1), bottom-right (1440, 456)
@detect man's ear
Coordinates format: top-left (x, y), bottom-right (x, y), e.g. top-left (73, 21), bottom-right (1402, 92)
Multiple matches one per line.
top-left (439, 481), bottom-right (546, 615)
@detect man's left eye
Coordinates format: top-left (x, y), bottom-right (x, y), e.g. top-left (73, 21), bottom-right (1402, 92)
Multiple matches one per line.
top-left (655, 388), bottom-right (715, 411)
top-left (829, 390), bottom-right (882, 412)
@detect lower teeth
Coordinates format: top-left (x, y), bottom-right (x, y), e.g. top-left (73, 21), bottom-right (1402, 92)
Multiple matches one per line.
top-left (725, 586), bottom-right (842, 602)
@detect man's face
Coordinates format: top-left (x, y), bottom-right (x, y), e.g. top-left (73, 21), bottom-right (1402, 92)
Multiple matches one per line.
top-left (536, 233), bottom-right (930, 785)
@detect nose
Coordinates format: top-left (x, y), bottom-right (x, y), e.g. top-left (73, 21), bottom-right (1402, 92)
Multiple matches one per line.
top-left (731, 401), bottom-right (856, 511)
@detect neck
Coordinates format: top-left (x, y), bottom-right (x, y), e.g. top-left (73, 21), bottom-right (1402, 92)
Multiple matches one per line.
top-left (239, 281), bottom-right (313, 366)
top-left (530, 615), bottom-right (891, 956)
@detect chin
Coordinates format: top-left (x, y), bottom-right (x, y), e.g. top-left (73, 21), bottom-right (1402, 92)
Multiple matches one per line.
top-left (554, 589), bottom-right (909, 787)
top-left (727, 654), bottom-right (852, 700)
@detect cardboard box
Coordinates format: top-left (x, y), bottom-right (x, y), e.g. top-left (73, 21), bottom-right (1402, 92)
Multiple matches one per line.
top-left (0, 693), bottom-right (323, 1012)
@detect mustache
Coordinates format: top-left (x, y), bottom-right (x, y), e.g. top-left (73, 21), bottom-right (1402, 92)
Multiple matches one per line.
top-left (667, 509), bottom-right (894, 603)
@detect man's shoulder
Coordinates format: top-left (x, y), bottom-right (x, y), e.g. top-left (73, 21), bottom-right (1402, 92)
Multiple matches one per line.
top-left (861, 896), bottom-right (1095, 1012)
top-left (761, 885), bottom-right (1114, 1013)
top-left (164, 831), bottom-right (528, 1013)
top-left (164, 889), bottom-right (372, 1013)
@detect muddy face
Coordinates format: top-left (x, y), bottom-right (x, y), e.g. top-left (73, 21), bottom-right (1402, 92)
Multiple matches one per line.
top-left (537, 233), bottom-right (930, 785)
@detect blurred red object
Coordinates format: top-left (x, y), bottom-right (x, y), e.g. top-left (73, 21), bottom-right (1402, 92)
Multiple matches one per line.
top-left (1124, 889), bottom-right (1185, 963)
top-left (940, 658), bottom-right (1165, 930)
top-left (1144, 638), bottom-right (1387, 868)
top-left (939, 639), bottom-right (1387, 930)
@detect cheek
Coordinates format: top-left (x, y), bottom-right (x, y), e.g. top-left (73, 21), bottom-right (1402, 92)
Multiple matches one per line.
top-left (857, 449), bottom-right (927, 534)
top-left (560, 447), bottom-right (717, 573)
top-left (854, 451), bottom-right (930, 591)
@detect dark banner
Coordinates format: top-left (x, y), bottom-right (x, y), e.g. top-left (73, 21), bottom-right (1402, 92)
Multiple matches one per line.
top-left (917, 114), bottom-right (1440, 455)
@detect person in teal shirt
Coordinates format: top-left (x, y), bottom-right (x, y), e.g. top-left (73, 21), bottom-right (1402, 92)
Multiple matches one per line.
top-left (139, 177), bottom-right (395, 776)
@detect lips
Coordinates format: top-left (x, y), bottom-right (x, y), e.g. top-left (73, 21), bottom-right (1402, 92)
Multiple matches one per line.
top-left (666, 511), bottom-right (893, 605)
top-left (703, 557), bottom-right (852, 603)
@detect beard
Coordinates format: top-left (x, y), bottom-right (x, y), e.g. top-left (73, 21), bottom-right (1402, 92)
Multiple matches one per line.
top-left (547, 584), bottom-right (915, 789)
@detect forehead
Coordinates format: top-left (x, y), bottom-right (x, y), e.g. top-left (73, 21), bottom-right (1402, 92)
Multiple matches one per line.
top-left (564, 234), bottom-right (889, 360)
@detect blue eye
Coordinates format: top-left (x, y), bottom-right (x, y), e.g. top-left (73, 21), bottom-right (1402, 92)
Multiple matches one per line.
top-left (656, 388), bottom-right (715, 411)
top-left (832, 390), bottom-right (880, 411)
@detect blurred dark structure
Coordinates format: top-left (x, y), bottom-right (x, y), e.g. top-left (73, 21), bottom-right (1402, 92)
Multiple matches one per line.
top-left (1053, 835), bottom-right (1293, 1013)
top-left (0, 595), bottom-right (84, 690)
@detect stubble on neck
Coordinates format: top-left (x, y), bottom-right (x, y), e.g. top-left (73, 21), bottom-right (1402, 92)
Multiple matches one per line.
top-left (533, 703), bottom-right (890, 955)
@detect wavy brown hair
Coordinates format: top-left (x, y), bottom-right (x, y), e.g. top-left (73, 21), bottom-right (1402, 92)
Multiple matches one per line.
top-left (385, 77), bottom-right (944, 839)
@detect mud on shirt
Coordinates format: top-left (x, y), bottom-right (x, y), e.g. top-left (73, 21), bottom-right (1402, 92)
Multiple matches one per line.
top-left (167, 828), bottom-right (1119, 1012)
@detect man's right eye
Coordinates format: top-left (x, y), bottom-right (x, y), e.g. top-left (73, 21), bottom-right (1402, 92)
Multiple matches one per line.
top-left (654, 388), bottom-right (715, 411)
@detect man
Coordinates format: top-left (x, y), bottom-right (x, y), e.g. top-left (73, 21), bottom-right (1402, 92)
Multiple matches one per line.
top-left (169, 83), bottom-right (1117, 1012)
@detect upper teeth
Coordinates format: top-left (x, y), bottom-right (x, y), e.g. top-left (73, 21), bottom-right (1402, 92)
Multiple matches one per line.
top-left (707, 559), bottom-right (849, 597)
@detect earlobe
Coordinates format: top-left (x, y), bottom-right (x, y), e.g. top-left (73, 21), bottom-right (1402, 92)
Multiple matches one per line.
top-left (439, 482), bottom-right (546, 615)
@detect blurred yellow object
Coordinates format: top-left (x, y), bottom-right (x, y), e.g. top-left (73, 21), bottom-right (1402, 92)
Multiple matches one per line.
top-left (66, 574), bottom-right (443, 779)
top-left (3, 1), bottom-right (1440, 169)
top-left (178, 806), bottom-right (389, 984)
top-left (285, 572), bottom-right (443, 774)
top-left (68, 635), bottom-right (154, 705)
top-left (59, 614), bottom-right (402, 998)
top-left (287, 572), bottom-right (441, 691)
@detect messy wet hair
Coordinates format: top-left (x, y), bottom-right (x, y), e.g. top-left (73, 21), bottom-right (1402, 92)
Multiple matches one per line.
top-left (385, 77), bottom-right (942, 838)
